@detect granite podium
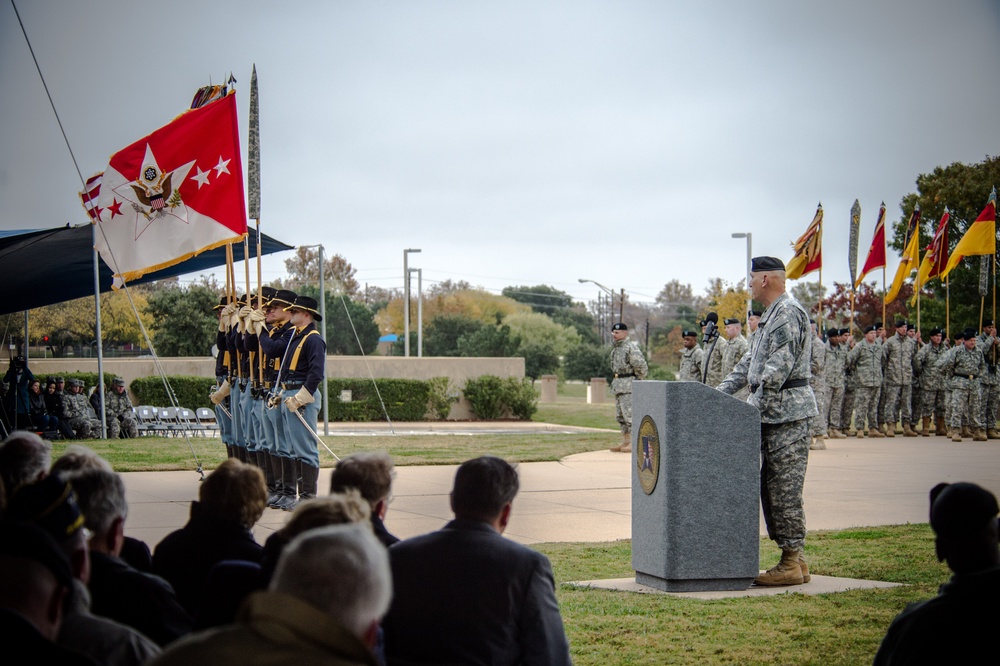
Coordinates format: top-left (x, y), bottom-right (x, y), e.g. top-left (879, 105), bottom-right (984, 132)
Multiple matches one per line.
top-left (631, 380), bottom-right (760, 591)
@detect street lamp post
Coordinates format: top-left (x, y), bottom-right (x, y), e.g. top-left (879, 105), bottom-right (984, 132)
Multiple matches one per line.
top-left (579, 278), bottom-right (620, 343)
top-left (408, 268), bottom-right (423, 357)
top-left (731, 233), bottom-right (752, 318)
top-left (403, 248), bottom-right (421, 357)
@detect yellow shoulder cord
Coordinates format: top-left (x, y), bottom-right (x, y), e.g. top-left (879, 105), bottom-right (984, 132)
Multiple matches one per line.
top-left (289, 330), bottom-right (320, 372)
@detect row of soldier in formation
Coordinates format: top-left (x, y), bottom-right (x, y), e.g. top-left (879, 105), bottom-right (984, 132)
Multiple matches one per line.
top-left (677, 313), bottom-right (1000, 446)
top-left (207, 286), bottom-right (328, 512)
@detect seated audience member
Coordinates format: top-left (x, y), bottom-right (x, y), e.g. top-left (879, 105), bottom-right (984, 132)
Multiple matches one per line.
top-left (7, 473), bottom-right (161, 665)
top-left (329, 451), bottom-right (399, 546)
top-left (382, 455), bottom-right (572, 666)
top-left (63, 379), bottom-right (101, 439)
top-left (27, 378), bottom-right (59, 433)
top-left (196, 491), bottom-right (370, 629)
top-left (51, 445), bottom-right (152, 572)
top-left (0, 522), bottom-right (97, 665)
top-left (153, 459), bottom-right (267, 616)
top-left (149, 523), bottom-right (392, 666)
top-left (0, 430), bottom-right (51, 504)
top-left (66, 467), bottom-right (192, 646)
top-left (874, 481), bottom-right (1000, 664)
top-left (89, 377), bottom-right (138, 439)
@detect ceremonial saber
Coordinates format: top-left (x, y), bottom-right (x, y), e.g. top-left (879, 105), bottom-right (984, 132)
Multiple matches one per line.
top-left (293, 408), bottom-right (340, 460)
top-left (218, 403), bottom-right (232, 419)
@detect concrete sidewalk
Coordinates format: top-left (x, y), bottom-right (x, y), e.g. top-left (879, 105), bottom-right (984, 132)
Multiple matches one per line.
top-left (121, 433), bottom-right (1000, 549)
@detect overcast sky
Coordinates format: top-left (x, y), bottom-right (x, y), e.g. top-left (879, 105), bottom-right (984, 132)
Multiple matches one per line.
top-left (2, 0), bottom-right (999, 313)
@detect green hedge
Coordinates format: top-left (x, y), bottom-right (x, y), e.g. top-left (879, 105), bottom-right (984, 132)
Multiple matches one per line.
top-left (131, 375), bottom-right (217, 409)
top-left (463, 375), bottom-right (538, 420)
top-left (38, 372), bottom-right (116, 390)
top-left (327, 378), bottom-right (431, 421)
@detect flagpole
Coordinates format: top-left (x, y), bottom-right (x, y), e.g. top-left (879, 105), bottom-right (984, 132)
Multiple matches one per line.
top-left (244, 235), bottom-right (254, 384)
top-left (946, 275), bottom-right (950, 340)
top-left (882, 266), bottom-right (886, 325)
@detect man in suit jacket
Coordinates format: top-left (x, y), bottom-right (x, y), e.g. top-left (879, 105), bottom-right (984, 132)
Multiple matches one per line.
top-left (382, 456), bottom-right (572, 666)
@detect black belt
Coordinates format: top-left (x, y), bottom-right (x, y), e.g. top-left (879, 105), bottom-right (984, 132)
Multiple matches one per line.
top-left (749, 378), bottom-right (809, 393)
top-left (614, 373), bottom-right (635, 379)
top-left (282, 381), bottom-right (305, 390)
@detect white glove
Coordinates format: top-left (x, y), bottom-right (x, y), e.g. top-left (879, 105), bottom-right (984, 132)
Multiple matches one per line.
top-left (239, 305), bottom-right (253, 319)
top-left (221, 303), bottom-right (238, 318)
top-left (209, 380), bottom-right (230, 405)
top-left (252, 319), bottom-right (266, 336)
top-left (218, 314), bottom-right (227, 333)
top-left (284, 386), bottom-right (315, 412)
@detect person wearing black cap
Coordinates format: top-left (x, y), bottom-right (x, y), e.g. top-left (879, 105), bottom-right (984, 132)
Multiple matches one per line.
top-left (881, 319), bottom-right (918, 437)
top-left (874, 481), bottom-right (1000, 664)
top-left (276, 295), bottom-right (327, 505)
top-left (914, 327), bottom-right (948, 436)
top-left (258, 289), bottom-right (297, 509)
top-left (241, 289), bottom-right (279, 496)
top-left (940, 328), bottom-right (987, 442)
top-left (975, 319), bottom-right (1000, 438)
top-left (839, 328), bottom-right (860, 435)
top-left (747, 309), bottom-right (763, 344)
top-left (608, 322), bottom-right (648, 453)
top-left (209, 296), bottom-right (235, 455)
top-left (807, 321), bottom-right (827, 450)
top-left (677, 329), bottom-right (704, 383)
top-left (717, 256), bottom-right (818, 586)
top-left (846, 325), bottom-right (885, 438)
top-left (823, 328), bottom-right (848, 439)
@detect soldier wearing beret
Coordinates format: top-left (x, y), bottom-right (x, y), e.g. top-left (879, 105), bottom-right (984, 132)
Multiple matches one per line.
top-left (940, 328), bottom-right (987, 442)
top-left (608, 322), bottom-right (648, 453)
top-left (717, 256), bottom-right (817, 586)
top-left (677, 329), bottom-right (704, 383)
top-left (721, 318), bottom-right (749, 401)
top-left (976, 319), bottom-right (1000, 438)
top-left (748, 310), bottom-right (763, 345)
top-left (880, 319), bottom-right (918, 437)
top-left (847, 325), bottom-right (884, 438)
top-left (914, 327), bottom-right (948, 436)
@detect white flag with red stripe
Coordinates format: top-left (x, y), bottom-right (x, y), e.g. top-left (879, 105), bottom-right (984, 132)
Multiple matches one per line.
top-left (92, 92), bottom-right (247, 286)
top-left (79, 173), bottom-right (103, 219)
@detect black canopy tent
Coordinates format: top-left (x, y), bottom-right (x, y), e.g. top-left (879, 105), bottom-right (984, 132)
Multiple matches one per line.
top-left (0, 224), bottom-right (293, 315)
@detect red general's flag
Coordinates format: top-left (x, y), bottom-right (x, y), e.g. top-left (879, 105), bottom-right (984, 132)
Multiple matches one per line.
top-left (785, 203), bottom-right (823, 280)
top-left (92, 92), bottom-right (247, 286)
top-left (854, 202), bottom-right (887, 288)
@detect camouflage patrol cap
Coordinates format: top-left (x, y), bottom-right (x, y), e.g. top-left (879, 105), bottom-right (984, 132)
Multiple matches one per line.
top-left (55, 376), bottom-right (65, 383)
top-left (929, 482), bottom-right (999, 540)
top-left (112, 377), bottom-right (126, 387)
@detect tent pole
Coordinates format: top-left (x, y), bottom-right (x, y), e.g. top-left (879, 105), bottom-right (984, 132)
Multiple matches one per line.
top-left (93, 225), bottom-right (107, 439)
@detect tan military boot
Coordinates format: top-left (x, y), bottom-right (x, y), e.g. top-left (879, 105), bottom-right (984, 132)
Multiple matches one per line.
top-left (855, 429), bottom-right (865, 438)
top-left (974, 428), bottom-right (988, 442)
top-left (988, 429), bottom-right (1000, 440)
top-left (961, 424), bottom-right (972, 438)
top-left (921, 417), bottom-right (931, 437)
top-left (831, 428), bottom-right (847, 439)
top-left (868, 427), bottom-right (884, 438)
top-left (618, 433), bottom-right (631, 453)
top-left (902, 423), bottom-right (917, 437)
top-left (809, 436), bottom-right (826, 450)
top-left (799, 554), bottom-right (811, 583)
top-left (883, 423), bottom-right (895, 437)
top-left (754, 549), bottom-right (805, 586)
top-left (935, 417), bottom-right (947, 436)
top-left (951, 429), bottom-right (963, 443)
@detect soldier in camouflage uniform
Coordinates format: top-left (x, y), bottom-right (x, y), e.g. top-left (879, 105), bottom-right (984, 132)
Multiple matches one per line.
top-left (747, 309), bottom-right (762, 345)
top-left (609, 322), bottom-right (648, 453)
top-left (840, 329), bottom-right (858, 434)
top-left (63, 379), bottom-right (101, 439)
top-left (703, 319), bottom-right (725, 387)
top-left (914, 327), bottom-right (948, 436)
top-left (808, 322), bottom-right (827, 449)
top-left (906, 325), bottom-right (923, 434)
top-left (880, 320), bottom-right (918, 437)
top-left (718, 256), bottom-right (817, 587)
top-left (721, 318), bottom-right (750, 400)
top-left (976, 320), bottom-right (1000, 438)
top-left (940, 327), bottom-right (987, 442)
top-left (824, 328), bottom-right (848, 438)
top-left (90, 376), bottom-right (138, 438)
top-left (846, 325), bottom-right (885, 438)
top-left (677, 330), bottom-right (704, 383)
top-left (939, 331), bottom-right (966, 433)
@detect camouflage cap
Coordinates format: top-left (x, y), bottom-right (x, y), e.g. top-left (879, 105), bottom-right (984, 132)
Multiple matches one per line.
top-left (112, 377), bottom-right (126, 386)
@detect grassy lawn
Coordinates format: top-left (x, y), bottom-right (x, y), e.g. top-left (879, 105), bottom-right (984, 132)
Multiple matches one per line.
top-left (539, 524), bottom-right (947, 665)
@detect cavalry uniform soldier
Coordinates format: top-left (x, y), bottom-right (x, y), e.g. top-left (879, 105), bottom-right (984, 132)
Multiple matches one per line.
top-left (914, 327), bottom-right (948, 436)
top-left (209, 297), bottom-right (234, 454)
top-left (721, 318), bottom-right (750, 400)
top-left (677, 330), bottom-right (704, 383)
top-left (808, 322), bottom-right (827, 450)
top-left (846, 325), bottom-right (884, 438)
top-left (90, 377), bottom-right (138, 438)
top-left (240, 287), bottom-right (277, 491)
top-left (257, 289), bottom-right (297, 509)
top-left (64, 379), bottom-right (101, 439)
top-left (717, 256), bottom-right (817, 587)
top-left (609, 322), bottom-right (648, 453)
top-left (824, 328), bottom-right (848, 438)
top-left (976, 320), bottom-right (1000, 438)
top-left (276, 295), bottom-right (327, 509)
top-left (881, 320), bottom-right (918, 436)
top-left (941, 328), bottom-right (987, 442)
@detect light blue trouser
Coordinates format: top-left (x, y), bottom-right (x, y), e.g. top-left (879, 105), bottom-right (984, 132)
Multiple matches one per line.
top-left (215, 377), bottom-right (233, 445)
top-left (242, 383), bottom-right (258, 452)
top-left (230, 380), bottom-right (245, 449)
top-left (260, 394), bottom-right (291, 457)
top-left (281, 388), bottom-right (320, 468)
